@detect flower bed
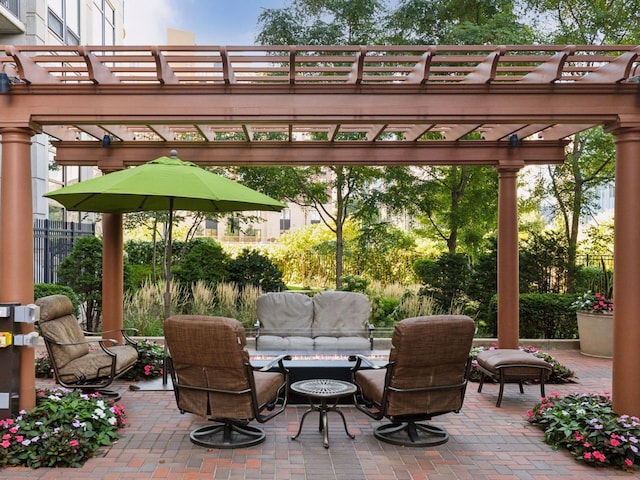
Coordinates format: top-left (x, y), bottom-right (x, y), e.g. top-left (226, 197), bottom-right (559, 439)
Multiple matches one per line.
top-left (0, 388), bottom-right (126, 469)
top-left (528, 392), bottom-right (639, 472)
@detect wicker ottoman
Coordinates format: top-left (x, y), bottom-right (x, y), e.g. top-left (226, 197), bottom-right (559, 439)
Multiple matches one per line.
top-left (475, 349), bottom-right (552, 407)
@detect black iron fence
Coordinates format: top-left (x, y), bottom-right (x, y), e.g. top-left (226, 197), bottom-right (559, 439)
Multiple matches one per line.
top-left (34, 219), bottom-right (95, 284)
top-left (576, 254), bottom-right (614, 271)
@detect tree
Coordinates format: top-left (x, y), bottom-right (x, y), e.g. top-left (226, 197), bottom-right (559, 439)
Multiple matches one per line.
top-left (384, 0), bottom-right (534, 44)
top-left (373, 165), bottom-right (499, 257)
top-left (254, 0), bottom-right (386, 288)
top-left (238, 165), bottom-right (380, 287)
top-left (256, 0), bottom-right (387, 45)
top-left (367, 1), bottom-right (532, 259)
top-left (543, 128), bottom-right (615, 290)
top-left (520, 0), bottom-right (637, 290)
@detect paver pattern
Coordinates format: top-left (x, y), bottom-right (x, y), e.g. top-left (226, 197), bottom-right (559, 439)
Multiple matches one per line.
top-left (3, 350), bottom-right (636, 479)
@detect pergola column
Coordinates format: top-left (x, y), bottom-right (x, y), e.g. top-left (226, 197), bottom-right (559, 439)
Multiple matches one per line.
top-left (0, 127), bottom-right (36, 411)
top-left (496, 158), bottom-right (524, 349)
top-left (611, 127), bottom-right (640, 417)
top-left (102, 213), bottom-right (124, 344)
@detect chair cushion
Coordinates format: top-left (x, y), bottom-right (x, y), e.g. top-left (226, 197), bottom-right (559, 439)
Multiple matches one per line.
top-left (312, 291), bottom-right (370, 338)
top-left (354, 368), bottom-right (386, 405)
top-left (36, 295), bottom-right (89, 368)
top-left (56, 344), bottom-right (138, 384)
top-left (256, 292), bottom-right (313, 337)
top-left (476, 349), bottom-right (551, 378)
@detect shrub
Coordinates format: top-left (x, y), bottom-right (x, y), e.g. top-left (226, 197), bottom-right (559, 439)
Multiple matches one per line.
top-left (173, 238), bottom-right (230, 286)
top-left (227, 248), bottom-right (285, 292)
top-left (339, 274), bottom-right (369, 293)
top-left (415, 253), bottom-right (470, 310)
top-left (485, 293), bottom-right (578, 339)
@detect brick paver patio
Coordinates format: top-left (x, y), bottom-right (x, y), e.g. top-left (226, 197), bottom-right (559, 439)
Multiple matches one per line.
top-left (2, 350), bottom-right (635, 479)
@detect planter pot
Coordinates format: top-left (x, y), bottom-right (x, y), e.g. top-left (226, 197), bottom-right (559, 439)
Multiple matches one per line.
top-left (576, 311), bottom-right (613, 358)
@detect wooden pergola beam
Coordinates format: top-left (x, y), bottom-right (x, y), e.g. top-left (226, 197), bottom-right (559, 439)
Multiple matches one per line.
top-left (52, 140), bottom-right (569, 168)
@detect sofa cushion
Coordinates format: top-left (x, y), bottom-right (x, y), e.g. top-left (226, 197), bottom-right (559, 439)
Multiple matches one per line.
top-left (256, 292), bottom-right (314, 337)
top-left (313, 336), bottom-right (371, 351)
top-left (312, 291), bottom-right (371, 338)
top-left (255, 335), bottom-right (315, 351)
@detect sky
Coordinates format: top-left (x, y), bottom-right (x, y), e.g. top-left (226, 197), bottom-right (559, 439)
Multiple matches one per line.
top-left (123, 0), bottom-right (289, 45)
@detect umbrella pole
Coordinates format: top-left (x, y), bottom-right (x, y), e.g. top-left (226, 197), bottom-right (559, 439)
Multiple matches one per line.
top-left (162, 200), bottom-right (174, 385)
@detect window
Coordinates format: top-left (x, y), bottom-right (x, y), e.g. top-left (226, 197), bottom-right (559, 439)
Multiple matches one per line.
top-left (47, 0), bottom-right (80, 45)
top-left (92, 0), bottom-right (115, 45)
top-left (280, 209), bottom-right (291, 231)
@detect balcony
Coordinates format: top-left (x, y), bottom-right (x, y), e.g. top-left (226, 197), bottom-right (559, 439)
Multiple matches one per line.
top-left (0, 0), bottom-right (24, 35)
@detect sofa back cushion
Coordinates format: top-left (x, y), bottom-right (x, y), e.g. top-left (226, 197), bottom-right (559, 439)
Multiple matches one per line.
top-left (256, 292), bottom-right (314, 337)
top-left (312, 291), bottom-right (371, 338)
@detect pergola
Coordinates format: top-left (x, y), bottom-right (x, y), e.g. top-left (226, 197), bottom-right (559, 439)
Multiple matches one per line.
top-left (1, 44), bottom-right (639, 415)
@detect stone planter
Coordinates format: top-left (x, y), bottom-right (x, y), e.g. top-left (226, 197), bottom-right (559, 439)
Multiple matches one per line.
top-left (576, 311), bottom-right (613, 358)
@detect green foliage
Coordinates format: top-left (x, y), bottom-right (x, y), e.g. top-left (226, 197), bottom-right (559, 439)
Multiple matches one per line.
top-left (257, 0), bottom-right (387, 45)
top-left (574, 265), bottom-right (613, 300)
top-left (34, 283), bottom-right (80, 317)
top-left (121, 340), bottom-right (165, 381)
top-left (528, 392), bottom-right (640, 471)
top-left (227, 248), bottom-right (286, 292)
top-left (172, 238), bottom-right (230, 286)
top-left (352, 223), bottom-right (419, 285)
top-left (124, 239), bottom-right (157, 265)
top-left (466, 237), bottom-right (497, 319)
top-left (485, 293), bottom-right (578, 339)
top-left (520, 230), bottom-right (570, 294)
top-left (56, 236), bottom-right (103, 332)
top-left (0, 388), bottom-right (126, 469)
top-left (415, 253), bottom-right (470, 310)
top-left (370, 296), bottom-right (401, 328)
top-left (34, 350), bottom-right (53, 378)
top-left (339, 274), bottom-right (370, 293)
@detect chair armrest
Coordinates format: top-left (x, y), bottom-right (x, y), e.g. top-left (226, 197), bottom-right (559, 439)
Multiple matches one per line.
top-left (42, 334), bottom-right (117, 348)
top-left (254, 354), bottom-right (291, 373)
top-left (253, 320), bottom-right (261, 338)
top-left (84, 328), bottom-right (139, 347)
top-left (349, 353), bottom-right (384, 372)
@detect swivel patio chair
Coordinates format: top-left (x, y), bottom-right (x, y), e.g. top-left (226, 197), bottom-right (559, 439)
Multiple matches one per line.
top-left (164, 315), bottom-right (290, 449)
top-left (35, 294), bottom-right (138, 399)
top-left (351, 315), bottom-right (475, 447)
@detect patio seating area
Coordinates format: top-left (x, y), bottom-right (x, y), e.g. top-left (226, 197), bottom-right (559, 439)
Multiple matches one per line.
top-left (2, 349), bottom-right (626, 480)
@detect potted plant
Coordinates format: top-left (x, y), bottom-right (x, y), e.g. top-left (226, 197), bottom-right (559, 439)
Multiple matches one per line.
top-left (571, 291), bottom-right (614, 358)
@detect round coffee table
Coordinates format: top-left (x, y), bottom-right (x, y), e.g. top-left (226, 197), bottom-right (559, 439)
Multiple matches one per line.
top-left (290, 378), bottom-right (357, 448)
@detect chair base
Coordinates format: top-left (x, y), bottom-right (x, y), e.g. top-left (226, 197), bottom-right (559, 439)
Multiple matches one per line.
top-left (373, 421), bottom-right (449, 447)
top-left (189, 421), bottom-right (266, 449)
top-left (78, 388), bottom-right (121, 402)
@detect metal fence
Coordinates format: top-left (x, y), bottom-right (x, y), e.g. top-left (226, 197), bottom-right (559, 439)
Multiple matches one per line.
top-left (576, 254), bottom-right (614, 271)
top-left (34, 219), bottom-right (95, 284)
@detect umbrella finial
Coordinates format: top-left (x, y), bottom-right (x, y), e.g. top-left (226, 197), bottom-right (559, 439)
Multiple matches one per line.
top-left (170, 149), bottom-right (178, 158)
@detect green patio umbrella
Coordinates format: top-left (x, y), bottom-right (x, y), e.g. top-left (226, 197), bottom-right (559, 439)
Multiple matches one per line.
top-left (45, 150), bottom-right (285, 321)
